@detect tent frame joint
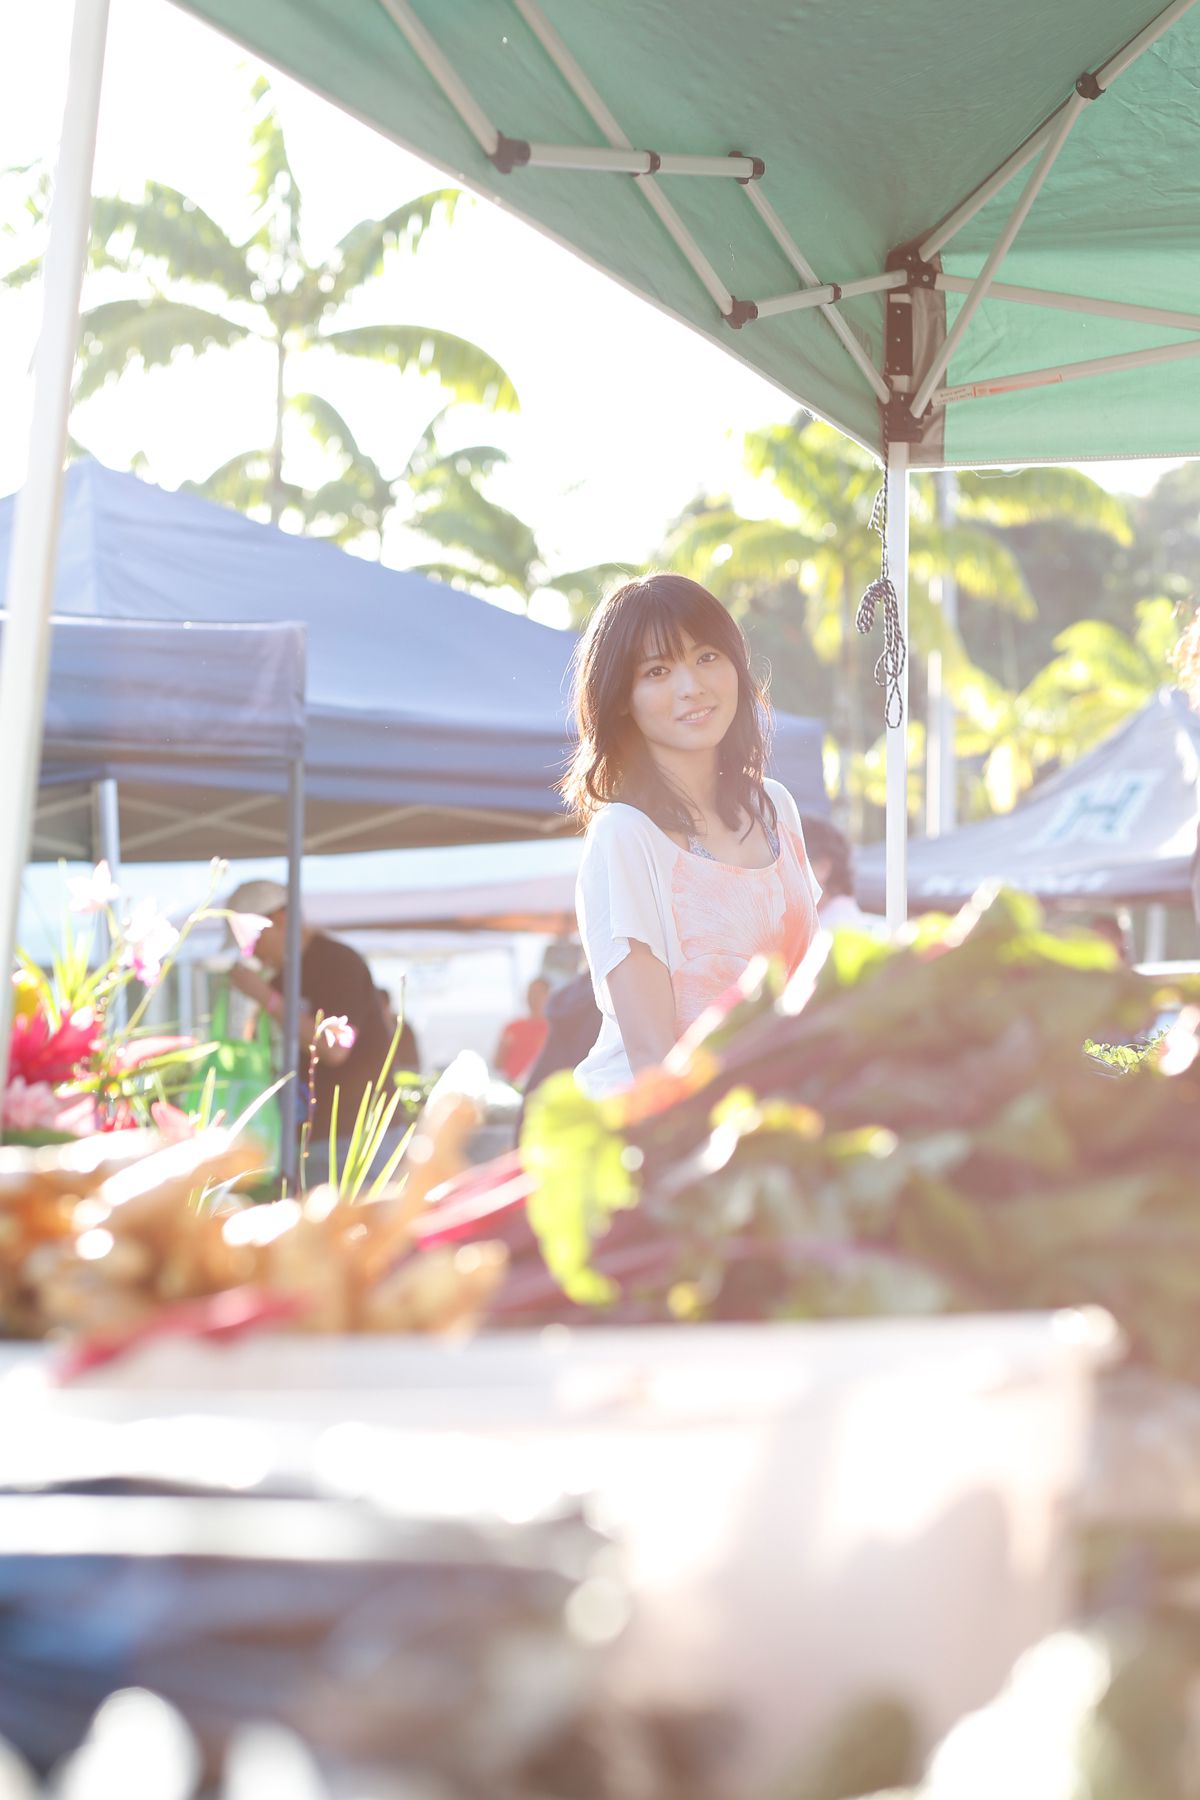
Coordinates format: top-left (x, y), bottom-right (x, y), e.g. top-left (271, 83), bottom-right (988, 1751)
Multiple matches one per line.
top-left (886, 241), bottom-right (938, 290)
top-left (882, 393), bottom-right (934, 445)
top-left (723, 296), bottom-right (760, 329)
top-left (489, 132), bottom-right (532, 173)
top-left (728, 147), bottom-right (766, 185)
top-left (1075, 70), bottom-right (1105, 100)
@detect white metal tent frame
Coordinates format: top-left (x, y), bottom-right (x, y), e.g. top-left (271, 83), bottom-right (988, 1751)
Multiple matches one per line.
top-left (1, 0), bottom-right (1198, 1096)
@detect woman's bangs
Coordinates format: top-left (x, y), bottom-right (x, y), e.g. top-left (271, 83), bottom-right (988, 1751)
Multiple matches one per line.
top-left (634, 583), bottom-right (739, 671)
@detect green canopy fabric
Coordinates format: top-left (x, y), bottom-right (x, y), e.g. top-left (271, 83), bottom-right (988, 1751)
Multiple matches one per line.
top-left (177, 0), bottom-right (1200, 468)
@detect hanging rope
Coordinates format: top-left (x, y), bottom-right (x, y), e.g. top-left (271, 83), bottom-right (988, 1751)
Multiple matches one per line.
top-left (856, 421), bottom-right (907, 730)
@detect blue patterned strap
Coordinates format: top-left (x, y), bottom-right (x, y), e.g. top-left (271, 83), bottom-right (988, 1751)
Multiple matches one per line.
top-left (688, 796), bottom-right (780, 862)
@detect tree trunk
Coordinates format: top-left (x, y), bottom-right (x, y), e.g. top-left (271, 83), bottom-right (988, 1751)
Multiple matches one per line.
top-left (269, 335), bottom-right (286, 526)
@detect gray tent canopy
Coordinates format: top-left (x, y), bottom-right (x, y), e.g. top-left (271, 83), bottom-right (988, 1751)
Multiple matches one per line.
top-left (857, 688), bottom-right (1200, 912)
top-left (0, 461), bottom-right (829, 856)
top-left (9, 611), bottom-right (308, 862)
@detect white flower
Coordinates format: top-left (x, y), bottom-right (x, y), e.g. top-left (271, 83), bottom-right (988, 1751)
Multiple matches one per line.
top-left (227, 910), bottom-right (273, 957)
top-left (67, 860), bottom-right (120, 915)
top-left (120, 900), bottom-right (180, 988)
top-left (316, 1014), bottom-right (356, 1051)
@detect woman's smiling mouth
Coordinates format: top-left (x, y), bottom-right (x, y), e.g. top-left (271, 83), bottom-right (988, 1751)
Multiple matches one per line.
top-left (676, 704), bottom-right (717, 724)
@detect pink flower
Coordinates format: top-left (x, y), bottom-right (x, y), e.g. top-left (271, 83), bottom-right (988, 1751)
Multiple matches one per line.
top-left (227, 910), bottom-right (273, 957)
top-left (120, 900), bottom-right (179, 987)
top-left (1, 1078), bottom-right (67, 1132)
top-left (67, 860), bottom-right (120, 915)
top-left (8, 1007), bottom-right (101, 1085)
top-left (316, 1014), bottom-right (356, 1051)
top-left (150, 1099), bottom-right (200, 1142)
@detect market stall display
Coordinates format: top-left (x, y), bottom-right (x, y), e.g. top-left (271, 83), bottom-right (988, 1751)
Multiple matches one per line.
top-left (0, 1093), bottom-right (505, 1353)
top-left (512, 888), bottom-right (1200, 1377)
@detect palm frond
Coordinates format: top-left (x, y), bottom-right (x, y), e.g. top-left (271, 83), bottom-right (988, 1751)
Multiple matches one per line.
top-left (0, 252), bottom-right (42, 289)
top-left (955, 467), bottom-right (1132, 542)
top-left (320, 324), bottom-right (519, 411)
top-left (182, 447), bottom-right (304, 517)
top-left (90, 184), bottom-right (256, 301)
top-left (413, 490), bottom-right (538, 590)
top-left (910, 524), bottom-right (1035, 617)
top-left (325, 189), bottom-right (461, 309)
top-left (247, 76), bottom-right (303, 245)
top-left (289, 391), bottom-right (367, 466)
top-left (73, 298), bottom-right (254, 402)
top-left (406, 442), bottom-right (510, 491)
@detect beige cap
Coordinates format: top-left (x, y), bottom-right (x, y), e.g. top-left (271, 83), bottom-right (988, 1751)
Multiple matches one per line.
top-left (224, 879), bottom-right (290, 947)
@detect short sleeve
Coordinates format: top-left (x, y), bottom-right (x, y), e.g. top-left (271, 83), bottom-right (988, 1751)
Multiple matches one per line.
top-left (576, 807), bottom-right (670, 999)
top-left (765, 779), bottom-right (823, 909)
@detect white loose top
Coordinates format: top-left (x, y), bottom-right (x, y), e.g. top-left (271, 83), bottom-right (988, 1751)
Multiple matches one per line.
top-left (574, 778), bottom-right (821, 1097)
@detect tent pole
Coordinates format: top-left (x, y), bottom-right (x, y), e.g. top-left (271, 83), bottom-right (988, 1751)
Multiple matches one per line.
top-left (925, 471), bottom-right (958, 839)
top-left (933, 335), bottom-right (1200, 409)
top-left (0, 0), bottom-right (109, 1111)
top-left (91, 778), bottom-right (126, 1029)
top-left (910, 94), bottom-right (1086, 420)
top-left (920, 0), bottom-right (1200, 260)
top-left (934, 275), bottom-right (1200, 335)
top-left (280, 756), bottom-right (305, 1191)
top-left (885, 441), bottom-right (910, 930)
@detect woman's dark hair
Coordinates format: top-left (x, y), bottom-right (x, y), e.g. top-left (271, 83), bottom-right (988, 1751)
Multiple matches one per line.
top-left (560, 572), bottom-right (775, 838)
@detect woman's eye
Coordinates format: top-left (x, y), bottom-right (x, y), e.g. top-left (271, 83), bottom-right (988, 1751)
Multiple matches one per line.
top-left (698, 650), bottom-right (720, 664)
top-left (644, 665), bottom-right (668, 679)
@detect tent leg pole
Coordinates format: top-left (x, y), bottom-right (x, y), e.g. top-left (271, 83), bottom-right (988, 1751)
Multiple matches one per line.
top-left (91, 777), bottom-right (125, 1028)
top-left (1144, 903), bottom-right (1167, 964)
top-left (885, 441), bottom-right (910, 931)
top-left (280, 756), bottom-right (305, 1192)
top-left (0, 0), bottom-right (109, 1110)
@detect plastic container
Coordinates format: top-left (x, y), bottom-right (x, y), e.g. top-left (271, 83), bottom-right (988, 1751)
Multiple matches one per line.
top-left (0, 1311), bottom-right (1116, 1787)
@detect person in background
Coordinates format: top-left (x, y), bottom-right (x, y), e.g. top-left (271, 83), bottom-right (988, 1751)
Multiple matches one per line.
top-left (799, 815), bottom-right (887, 935)
top-left (494, 976), bottom-right (551, 1087)
top-left (518, 970), bottom-right (603, 1127)
top-left (225, 880), bottom-right (392, 1184)
top-left (375, 985), bottom-right (421, 1071)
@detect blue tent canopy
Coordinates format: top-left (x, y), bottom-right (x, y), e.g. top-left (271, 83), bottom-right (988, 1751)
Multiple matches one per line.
top-left (0, 461), bottom-right (827, 854)
top-left (857, 688), bottom-right (1200, 911)
top-left (1, 611), bottom-right (307, 863)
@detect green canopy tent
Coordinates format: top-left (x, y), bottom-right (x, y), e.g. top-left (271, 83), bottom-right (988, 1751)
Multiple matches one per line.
top-left (2, 0), bottom-right (1199, 1077)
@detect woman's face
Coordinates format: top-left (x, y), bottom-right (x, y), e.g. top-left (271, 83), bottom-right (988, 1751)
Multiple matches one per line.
top-left (625, 629), bottom-right (740, 759)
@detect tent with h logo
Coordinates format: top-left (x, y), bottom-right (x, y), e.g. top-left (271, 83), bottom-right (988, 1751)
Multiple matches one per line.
top-left (856, 689), bottom-right (1200, 911)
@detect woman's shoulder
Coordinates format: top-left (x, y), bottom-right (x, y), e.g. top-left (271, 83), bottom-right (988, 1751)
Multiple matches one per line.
top-left (584, 801), bottom-right (664, 848)
top-left (761, 778), bottom-right (804, 832)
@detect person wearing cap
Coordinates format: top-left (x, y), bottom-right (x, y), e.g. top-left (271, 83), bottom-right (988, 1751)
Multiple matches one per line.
top-left (225, 880), bottom-right (392, 1184)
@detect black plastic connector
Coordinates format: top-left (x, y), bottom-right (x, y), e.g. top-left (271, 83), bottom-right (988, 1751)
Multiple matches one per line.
top-left (885, 240), bottom-right (937, 288)
top-left (882, 393), bottom-right (935, 444)
top-left (635, 149), bottom-right (663, 176)
top-left (729, 148), bottom-right (766, 185)
top-left (489, 133), bottom-right (531, 174)
top-left (1075, 71), bottom-right (1104, 100)
top-left (723, 297), bottom-right (759, 329)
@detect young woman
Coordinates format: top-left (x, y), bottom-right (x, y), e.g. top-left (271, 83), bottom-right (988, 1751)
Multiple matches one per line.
top-left (562, 572), bottom-right (822, 1097)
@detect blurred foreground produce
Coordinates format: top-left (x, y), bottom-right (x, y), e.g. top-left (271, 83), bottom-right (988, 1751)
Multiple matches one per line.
top-left (0, 1497), bottom-right (721, 1798)
top-left (0, 1087), bottom-right (505, 1346)
top-left (520, 890), bottom-right (1200, 1376)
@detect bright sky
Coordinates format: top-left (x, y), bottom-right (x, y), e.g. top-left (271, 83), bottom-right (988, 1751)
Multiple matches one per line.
top-left (0, 0), bottom-right (1182, 603)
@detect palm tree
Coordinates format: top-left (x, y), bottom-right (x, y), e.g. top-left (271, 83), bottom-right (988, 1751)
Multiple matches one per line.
top-left (950, 597), bottom-right (1177, 816)
top-left (660, 415), bottom-right (1132, 825)
top-left (661, 416), bottom-right (1035, 819)
top-left (3, 79), bottom-right (517, 528)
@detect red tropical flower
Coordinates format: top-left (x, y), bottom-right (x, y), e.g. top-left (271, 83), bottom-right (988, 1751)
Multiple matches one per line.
top-left (8, 1007), bottom-right (101, 1086)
